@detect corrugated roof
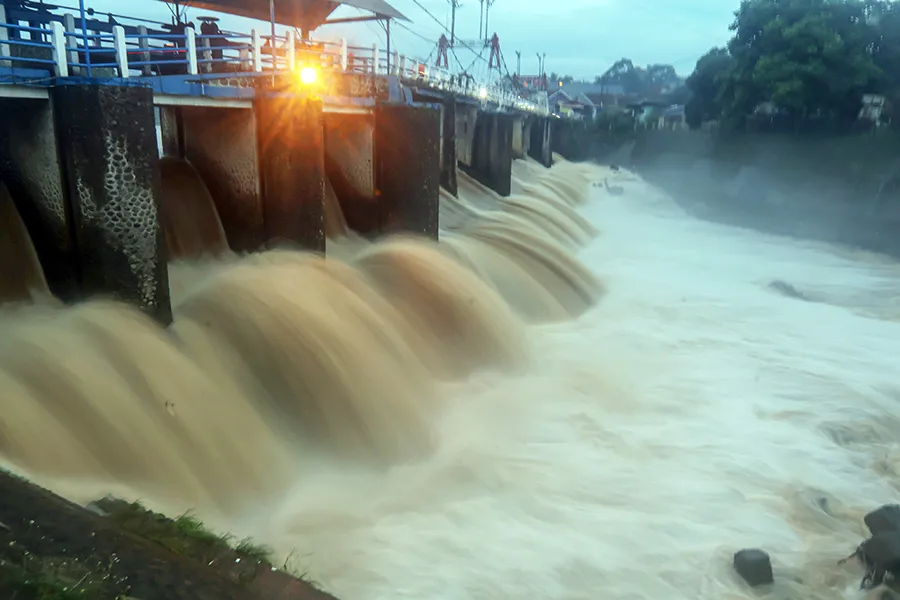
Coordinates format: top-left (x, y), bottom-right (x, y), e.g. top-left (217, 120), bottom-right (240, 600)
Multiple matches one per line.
top-left (341, 0), bottom-right (407, 19)
top-left (160, 0), bottom-right (408, 31)
top-left (556, 82), bottom-right (626, 98)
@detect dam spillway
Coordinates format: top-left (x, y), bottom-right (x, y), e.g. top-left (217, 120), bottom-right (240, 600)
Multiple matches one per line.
top-left (0, 3), bottom-right (615, 598)
top-left (0, 0), bottom-right (557, 319)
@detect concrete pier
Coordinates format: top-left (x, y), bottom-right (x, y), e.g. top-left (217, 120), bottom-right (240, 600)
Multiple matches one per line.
top-left (461, 111), bottom-right (514, 197)
top-left (255, 96), bottom-right (325, 252)
top-left (511, 115), bottom-right (530, 160)
top-left (529, 116), bottom-right (552, 167)
top-left (440, 98), bottom-right (458, 197)
top-left (52, 84), bottom-right (171, 323)
top-left (324, 103), bottom-right (441, 239)
top-left (375, 102), bottom-right (441, 238)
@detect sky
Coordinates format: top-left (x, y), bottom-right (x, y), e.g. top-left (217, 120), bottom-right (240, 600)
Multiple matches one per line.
top-left (73, 0), bottom-right (739, 80)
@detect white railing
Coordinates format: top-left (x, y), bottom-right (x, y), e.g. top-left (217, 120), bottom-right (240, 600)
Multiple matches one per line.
top-left (0, 7), bottom-right (549, 115)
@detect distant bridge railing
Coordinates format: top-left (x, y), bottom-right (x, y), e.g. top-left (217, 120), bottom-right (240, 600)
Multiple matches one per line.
top-left (0, 5), bottom-right (548, 114)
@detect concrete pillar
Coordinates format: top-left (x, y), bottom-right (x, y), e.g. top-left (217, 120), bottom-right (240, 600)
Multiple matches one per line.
top-left (463, 111), bottom-right (513, 197)
top-left (0, 98), bottom-right (76, 299)
top-left (511, 115), bottom-right (525, 159)
top-left (520, 116), bottom-right (533, 159)
top-left (441, 98), bottom-right (458, 196)
top-left (51, 84), bottom-right (171, 323)
top-left (157, 105), bottom-right (181, 158)
top-left (528, 116), bottom-right (552, 167)
top-left (455, 103), bottom-right (478, 169)
top-left (374, 102), bottom-right (441, 238)
top-left (254, 96), bottom-right (325, 252)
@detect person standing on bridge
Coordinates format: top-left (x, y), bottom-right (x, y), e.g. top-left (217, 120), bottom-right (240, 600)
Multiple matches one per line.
top-left (436, 34), bottom-right (450, 69)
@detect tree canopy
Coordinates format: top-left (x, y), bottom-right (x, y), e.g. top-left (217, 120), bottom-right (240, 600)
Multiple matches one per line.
top-left (685, 0), bottom-right (900, 130)
top-left (594, 59), bottom-right (683, 96)
top-left (547, 73), bottom-right (575, 85)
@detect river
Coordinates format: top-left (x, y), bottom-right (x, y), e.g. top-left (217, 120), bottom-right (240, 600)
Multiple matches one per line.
top-left (3, 163), bottom-right (899, 600)
top-left (249, 172), bottom-right (900, 599)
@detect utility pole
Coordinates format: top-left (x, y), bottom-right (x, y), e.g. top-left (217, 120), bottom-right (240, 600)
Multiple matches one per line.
top-left (478, 0), bottom-right (484, 40)
top-left (450, 0), bottom-right (459, 46)
top-left (484, 0), bottom-right (495, 38)
top-left (515, 50), bottom-right (521, 76)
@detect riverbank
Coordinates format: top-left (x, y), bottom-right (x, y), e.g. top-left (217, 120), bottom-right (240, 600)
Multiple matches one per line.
top-left (0, 470), bottom-right (337, 600)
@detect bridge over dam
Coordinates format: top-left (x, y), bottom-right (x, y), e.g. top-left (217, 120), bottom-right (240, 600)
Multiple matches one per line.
top-left (0, 0), bottom-right (563, 322)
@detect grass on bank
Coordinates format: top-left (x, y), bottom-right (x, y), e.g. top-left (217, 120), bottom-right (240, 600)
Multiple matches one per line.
top-left (92, 496), bottom-right (275, 566)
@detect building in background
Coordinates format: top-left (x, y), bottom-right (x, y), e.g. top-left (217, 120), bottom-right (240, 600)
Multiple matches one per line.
top-left (548, 82), bottom-right (631, 119)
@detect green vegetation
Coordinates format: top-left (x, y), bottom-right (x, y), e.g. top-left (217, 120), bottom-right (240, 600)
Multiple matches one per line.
top-left (0, 497), bottom-right (279, 598)
top-left (594, 59), bottom-right (683, 98)
top-left (93, 497), bottom-right (275, 570)
top-left (548, 59), bottom-right (686, 104)
top-left (0, 545), bottom-right (112, 599)
top-left (685, 0), bottom-right (900, 130)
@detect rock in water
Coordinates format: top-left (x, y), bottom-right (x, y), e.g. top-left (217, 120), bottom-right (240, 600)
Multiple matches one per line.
top-left (856, 532), bottom-right (900, 589)
top-left (733, 548), bottom-right (774, 587)
top-left (866, 505), bottom-right (900, 535)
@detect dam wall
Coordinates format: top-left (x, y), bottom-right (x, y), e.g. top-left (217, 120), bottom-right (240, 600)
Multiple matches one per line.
top-left (0, 75), bottom-right (558, 318)
top-left (630, 128), bottom-right (900, 255)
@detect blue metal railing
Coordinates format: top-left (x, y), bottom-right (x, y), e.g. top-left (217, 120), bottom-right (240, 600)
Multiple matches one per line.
top-left (0, 2), bottom-right (549, 114)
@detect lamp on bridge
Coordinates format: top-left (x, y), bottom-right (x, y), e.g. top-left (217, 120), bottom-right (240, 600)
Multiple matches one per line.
top-left (299, 66), bottom-right (318, 85)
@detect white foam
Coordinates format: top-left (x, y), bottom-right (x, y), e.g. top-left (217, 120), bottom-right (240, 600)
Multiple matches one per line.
top-left (253, 175), bottom-right (900, 600)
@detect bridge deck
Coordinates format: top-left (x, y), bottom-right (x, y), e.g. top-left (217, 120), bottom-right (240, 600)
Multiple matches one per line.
top-left (0, 2), bottom-right (549, 115)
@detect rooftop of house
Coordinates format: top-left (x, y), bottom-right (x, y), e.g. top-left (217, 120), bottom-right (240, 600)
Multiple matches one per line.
top-left (662, 105), bottom-right (685, 118)
top-left (551, 82), bottom-right (627, 98)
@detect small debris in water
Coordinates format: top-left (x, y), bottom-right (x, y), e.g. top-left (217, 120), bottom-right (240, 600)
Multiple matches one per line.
top-left (733, 548), bottom-right (774, 587)
top-left (767, 280), bottom-right (808, 301)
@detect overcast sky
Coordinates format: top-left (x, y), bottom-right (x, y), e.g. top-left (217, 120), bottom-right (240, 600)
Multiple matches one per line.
top-left (76, 0), bottom-right (737, 79)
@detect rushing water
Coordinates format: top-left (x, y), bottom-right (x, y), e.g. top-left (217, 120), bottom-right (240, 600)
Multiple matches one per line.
top-left (212, 173), bottom-right (900, 600)
top-left (3, 160), bottom-right (900, 599)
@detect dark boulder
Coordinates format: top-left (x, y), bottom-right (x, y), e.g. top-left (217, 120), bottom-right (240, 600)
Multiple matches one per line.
top-left (733, 548), bottom-right (774, 587)
top-left (853, 532), bottom-right (900, 590)
top-left (866, 505), bottom-right (900, 536)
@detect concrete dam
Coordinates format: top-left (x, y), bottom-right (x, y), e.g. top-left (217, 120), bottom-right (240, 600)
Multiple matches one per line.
top-left (0, 1), bottom-right (609, 598)
top-left (4, 2), bottom-right (900, 600)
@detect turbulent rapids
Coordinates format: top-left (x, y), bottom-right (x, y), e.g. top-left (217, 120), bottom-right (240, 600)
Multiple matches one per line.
top-left (3, 153), bottom-right (900, 599)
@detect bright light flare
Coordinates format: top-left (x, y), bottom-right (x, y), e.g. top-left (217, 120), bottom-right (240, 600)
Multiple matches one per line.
top-left (479, 87), bottom-right (488, 99)
top-left (299, 66), bottom-right (318, 85)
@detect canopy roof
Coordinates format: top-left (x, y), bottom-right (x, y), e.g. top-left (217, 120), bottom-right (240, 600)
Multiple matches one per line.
top-left (160, 0), bottom-right (408, 32)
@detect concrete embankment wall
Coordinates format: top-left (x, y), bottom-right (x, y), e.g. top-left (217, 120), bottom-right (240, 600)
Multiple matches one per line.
top-left (628, 129), bottom-right (900, 256)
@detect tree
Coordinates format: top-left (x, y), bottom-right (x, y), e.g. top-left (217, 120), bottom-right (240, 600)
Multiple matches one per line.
top-left (595, 58), bottom-right (646, 94)
top-left (592, 59), bottom-right (682, 97)
top-left (684, 47), bottom-right (734, 129)
top-left (867, 0), bottom-right (900, 110)
top-left (663, 84), bottom-right (693, 106)
top-left (591, 106), bottom-right (635, 135)
top-left (717, 0), bottom-right (882, 127)
top-left (547, 72), bottom-right (575, 85)
top-left (644, 64), bottom-right (682, 92)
